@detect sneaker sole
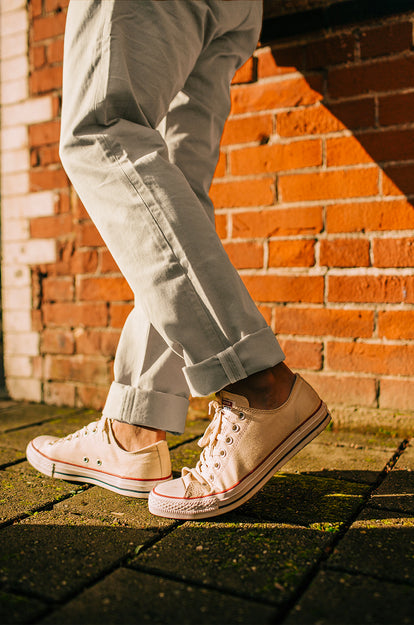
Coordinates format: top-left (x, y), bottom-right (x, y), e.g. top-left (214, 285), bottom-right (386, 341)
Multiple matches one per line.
top-left (26, 441), bottom-right (172, 499)
top-left (149, 402), bottom-right (330, 519)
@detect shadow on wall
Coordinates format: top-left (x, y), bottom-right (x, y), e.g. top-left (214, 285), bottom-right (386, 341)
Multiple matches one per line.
top-left (261, 43), bottom-right (414, 201)
top-left (224, 27), bottom-right (414, 293)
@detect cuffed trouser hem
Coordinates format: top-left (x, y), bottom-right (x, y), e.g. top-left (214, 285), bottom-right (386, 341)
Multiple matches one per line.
top-left (183, 326), bottom-right (285, 397)
top-left (103, 382), bottom-right (189, 434)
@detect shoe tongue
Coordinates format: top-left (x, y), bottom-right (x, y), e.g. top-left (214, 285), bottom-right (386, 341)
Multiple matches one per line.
top-left (217, 389), bottom-right (250, 409)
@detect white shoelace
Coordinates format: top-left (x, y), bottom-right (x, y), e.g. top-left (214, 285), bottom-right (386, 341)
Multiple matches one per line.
top-left (49, 416), bottom-right (107, 445)
top-left (183, 400), bottom-right (238, 487)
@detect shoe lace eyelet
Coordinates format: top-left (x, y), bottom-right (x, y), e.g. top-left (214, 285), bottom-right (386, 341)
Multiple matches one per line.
top-left (232, 424), bottom-right (240, 432)
top-left (97, 459), bottom-right (102, 466)
top-left (83, 457), bottom-right (89, 463)
top-left (214, 462), bottom-right (220, 469)
top-left (219, 449), bottom-right (226, 457)
top-left (238, 412), bottom-right (245, 420)
top-left (84, 431), bottom-right (88, 436)
top-left (209, 474), bottom-right (214, 482)
top-left (225, 436), bottom-right (233, 445)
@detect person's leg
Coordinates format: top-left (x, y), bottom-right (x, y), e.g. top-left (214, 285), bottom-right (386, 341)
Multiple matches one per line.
top-left (107, 302), bottom-right (190, 449)
top-left (58, 0), bottom-right (284, 407)
top-left (27, 0), bottom-right (287, 496)
top-left (106, 0), bottom-right (269, 449)
top-left (27, 0), bottom-right (330, 509)
top-left (145, 7), bottom-right (330, 519)
top-left (159, 38), bottom-right (296, 411)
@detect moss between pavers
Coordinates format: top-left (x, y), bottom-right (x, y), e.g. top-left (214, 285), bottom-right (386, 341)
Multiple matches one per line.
top-left (0, 589), bottom-right (46, 625)
top-left (283, 439), bottom-right (392, 484)
top-left (0, 404), bottom-right (81, 434)
top-left (38, 567), bottom-right (277, 625)
top-left (132, 521), bottom-right (332, 604)
top-left (170, 440), bottom-right (200, 473)
top-left (394, 441), bottom-right (414, 471)
top-left (0, 412), bottom-right (95, 452)
top-left (370, 442), bottom-right (414, 514)
top-left (166, 418), bottom-right (209, 449)
top-left (371, 471), bottom-right (414, 515)
top-left (326, 506), bottom-right (414, 585)
top-left (0, 463), bottom-right (85, 524)
top-left (53, 486), bottom-right (175, 530)
top-left (0, 448), bottom-right (25, 468)
top-left (0, 509), bottom-right (160, 602)
top-left (236, 473), bottom-right (367, 528)
top-left (284, 569), bottom-right (414, 625)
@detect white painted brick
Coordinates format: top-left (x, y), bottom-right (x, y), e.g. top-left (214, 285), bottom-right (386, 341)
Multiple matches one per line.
top-left (1, 285), bottom-right (32, 310)
top-left (1, 148), bottom-right (29, 174)
top-left (2, 96), bottom-right (53, 127)
top-left (0, 125), bottom-right (27, 150)
top-left (2, 309), bottom-right (32, 332)
top-left (0, 9), bottom-right (27, 36)
top-left (2, 266), bottom-right (31, 290)
top-left (3, 239), bottom-right (56, 265)
top-left (0, 78), bottom-right (28, 105)
top-left (1, 217), bottom-right (29, 241)
top-left (4, 331), bottom-right (39, 356)
top-left (1, 192), bottom-right (55, 220)
top-left (0, 32), bottom-right (26, 58)
top-left (6, 378), bottom-right (42, 403)
top-left (1, 0), bottom-right (27, 14)
top-left (0, 195), bottom-right (26, 220)
top-left (4, 355), bottom-right (33, 377)
top-left (1, 171), bottom-right (29, 196)
top-left (0, 55), bottom-right (27, 83)
top-left (23, 190), bottom-right (56, 217)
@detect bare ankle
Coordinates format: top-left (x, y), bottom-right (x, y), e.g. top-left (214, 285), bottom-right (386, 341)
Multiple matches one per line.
top-left (224, 362), bottom-right (295, 410)
top-left (111, 420), bottom-right (166, 452)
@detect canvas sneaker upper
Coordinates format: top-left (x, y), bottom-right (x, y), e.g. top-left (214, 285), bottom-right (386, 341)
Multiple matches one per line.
top-left (149, 374), bottom-right (330, 518)
top-left (26, 416), bottom-right (172, 498)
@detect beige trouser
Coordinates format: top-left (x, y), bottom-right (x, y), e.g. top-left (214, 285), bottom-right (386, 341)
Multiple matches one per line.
top-left (59, 0), bottom-right (285, 433)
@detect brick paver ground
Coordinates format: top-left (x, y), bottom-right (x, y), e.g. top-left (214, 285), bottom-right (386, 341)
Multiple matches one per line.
top-left (0, 400), bottom-right (412, 624)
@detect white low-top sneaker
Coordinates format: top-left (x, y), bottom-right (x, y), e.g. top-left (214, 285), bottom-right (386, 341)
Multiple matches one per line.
top-left (149, 374), bottom-right (330, 519)
top-left (26, 416), bottom-right (172, 498)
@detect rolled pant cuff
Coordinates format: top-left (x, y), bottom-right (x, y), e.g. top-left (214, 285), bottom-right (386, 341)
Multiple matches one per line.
top-left (103, 381), bottom-right (189, 434)
top-left (183, 326), bottom-right (285, 397)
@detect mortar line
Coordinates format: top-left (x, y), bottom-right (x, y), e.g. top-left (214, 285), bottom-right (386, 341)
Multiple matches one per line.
top-left (167, 434), bottom-right (202, 451)
top-left (323, 563), bottom-right (414, 589)
top-left (367, 501), bottom-right (414, 516)
top-left (0, 484), bottom-right (91, 530)
top-left (0, 408), bottom-right (91, 434)
top-left (125, 561), bottom-right (280, 609)
top-left (0, 456), bottom-right (26, 470)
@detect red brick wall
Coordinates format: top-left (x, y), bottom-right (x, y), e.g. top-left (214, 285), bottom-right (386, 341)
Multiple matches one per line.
top-left (26, 1), bottom-right (414, 410)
